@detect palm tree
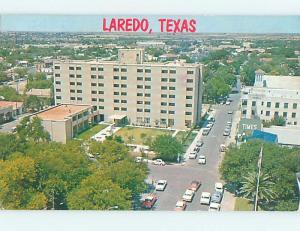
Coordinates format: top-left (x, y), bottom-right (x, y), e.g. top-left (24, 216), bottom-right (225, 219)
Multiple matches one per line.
top-left (240, 171), bottom-right (276, 208)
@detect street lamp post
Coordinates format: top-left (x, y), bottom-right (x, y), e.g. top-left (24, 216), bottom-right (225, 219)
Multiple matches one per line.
top-left (254, 145), bottom-right (263, 211)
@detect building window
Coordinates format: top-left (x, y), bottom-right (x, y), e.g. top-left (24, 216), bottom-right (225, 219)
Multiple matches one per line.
top-left (114, 76), bottom-right (119, 80)
top-left (121, 108), bottom-right (127, 111)
top-left (161, 70), bottom-right (168, 74)
top-left (69, 66), bottom-right (74, 70)
top-left (169, 95), bottom-right (175, 98)
top-left (293, 103), bottom-right (297, 109)
top-left (145, 101), bottom-right (151, 105)
top-left (70, 82), bottom-right (75, 86)
top-left (186, 96), bottom-right (193, 100)
top-left (266, 111), bottom-right (270, 116)
top-left (97, 83), bottom-right (103, 87)
top-left (98, 75), bottom-right (104, 79)
top-left (161, 86), bottom-right (168, 90)
top-left (161, 102), bottom-right (167, 106)
top-left (98, 67), bottom-right (104, 71)
top-left (121, 68), bottom-right (127, 72)
top-left (242, 100), bottom-right (247, 106)
top-left (267, 102), bottom-right (271, 108)
top-left (55, 74), bottom-right (60, 77)
top-left (91, 90), bottom-right (97, 94)
top-left (274, 111), bottom-right (279, 117)
top-left (145, 69), bottom-right (151, 73)
top-left (137, 68), bottom-right (143, 73)
top-left (56, 96), bottom-right (61, 99)
top-left (70, 97), bottom-right (75, 100)
top-left (114, 92), bottom-right (119, 95)
top-left (56, 89), bottom-right (61, 92)
top-left (114, 107), bottom-right (119, 111)
top-left (54, 66), bottom-right (60, 70)
top-left (92, 98), bottom-right (97, 102)
top-left (137, 93), bottom-right (143, 97)
top-left (161, 78), bottom-right (168, 82)
top-left (137, 108), bottom-right (143, 112)
top-left (69, 74), bottom-right (75, 78)
top-left (137, 77), bottom-right (143, 81)
top-left (121, 76), bottom-right (127, 80)
top-left (242, 110), bottom-right (247, 115)
top-left (186, 104), bottom-right (192, 107)
top-left (284, 103), bottom-right (289, 109)
top-left (99, 106), bottom-right (104, 110)
top-left (185, 112), bottom-right (192, 115)
top-left (292, 112), bottom-right (296, 118)
top-left (55, 81), bottom-right (61, 85)
top-left (252, 101), bottom-right (256, 107)
top-left (169, 103), bottom-right (175, 106)
top-left (185, 120), bottom-right (192, 127)
top-left (77, 90), bottom-right (82, 93)
top-left (145, 93), bottom-right (151, 97)
top-left (275, 102), bottom-right (280, 108)
top-left (113, 67), bottom-right (119, 72)
top-left (76, 66), bottom-right (81, 70)
top-left (169, 111), bottom-right (175, 114)
top-left (145, 85), bottom-right (151, 89)
top-left (137, 101), bottom-right (143, 104)
top-left (145, 77), bottom-right (151, 81)
top-left (283, 112), bottom-right (288, 118)
top-left (121, 84), bottom-right (127, 88)
top-left (91, 75), bottom-right (97, 79)
top-left (99, 91), bottom-right (104, 94)
top-left (145, 109), bottom-right (151, 113)
top-left (114, 84), bottom-right (120, 87)
top-left (169, 87), bottom-right (175, 90)
top-left (99, 99), bottom-right (104, 102)
top-left (91, 83), bottom-right (97, 86)
top-left (114, 99), bottom-right (120, 103)
top-left (121, 100), bottom-right (127, 103)
top-left (121, 92), bottom-right (127, 96)
top-left (170, 70), bottom-right (176, 74)
top-left (77, 97), bottom-right (82, 101)
top-left (187, 79), bottom-right (193, 83)
top-left (91, 67), bottom-right (97, 71)
top-left (169, 78), bottom-right (176, 82)
top-left (161, 110), bottom-right (167, 114)
top-left (70, 89), bottom-right (75, 93)
top-left (77, 82), bottom-right (82, 86)
top-left (161, 94), bottom-right (167, 98)
top-left (187, 70), bottom-right (194, 75)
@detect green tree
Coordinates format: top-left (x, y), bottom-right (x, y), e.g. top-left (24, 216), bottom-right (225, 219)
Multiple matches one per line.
top-left (67, 171), bottom-right (131, 210)
top-left (240, 171), bottom-right (276, 208)
top-left (24, 95), bottom-right (43, 112)
top-left (0, 133), bottom-right (19, 160)
top-left (151, 135), bottom-right (183, 162)
top-left (0, 86), bottom-right (23, 101)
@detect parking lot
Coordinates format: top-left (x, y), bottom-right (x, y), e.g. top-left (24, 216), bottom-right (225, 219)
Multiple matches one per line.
top-left (147, 93), bottom-right (240, 211)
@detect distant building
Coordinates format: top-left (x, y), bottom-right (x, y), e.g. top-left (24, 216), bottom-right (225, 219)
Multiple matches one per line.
top-left (263, 126), bottom-right (300, 147)
top-left (53, 49), bottom-right (203, 130)
top-left (159, 54), bottom-right (178, 62)
top-left (33, 104), bottom-right (92, 143)
top-left (136, 41), bottom-right (165, 48)
top-left (247, 130), bottom-right (278, 144)
top-left (241, 70), bottom-right (300, 126)
top-left (0, 105), bottom-right (13, 124)
top-left (0, 101), bottom-right (24, 117)
top-left (26, 88), bottom-right (51, 98)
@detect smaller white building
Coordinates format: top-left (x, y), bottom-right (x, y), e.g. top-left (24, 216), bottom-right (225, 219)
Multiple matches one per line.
top-left (241, 70), bottom-right (300, 126)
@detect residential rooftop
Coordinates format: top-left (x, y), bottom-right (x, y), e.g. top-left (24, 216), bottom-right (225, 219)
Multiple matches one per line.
top-left (0, 101), bottom-right (23, 110)
top-left (35, 104), bottom-right (91, 121)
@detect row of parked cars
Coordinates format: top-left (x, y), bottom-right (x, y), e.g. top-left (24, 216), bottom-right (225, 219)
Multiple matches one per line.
top-left (223, 121), bottom-right (232, 136)
top-left (200, 182), bottom-right (224, 211)
top-left (188, 139), bottom-right (206, 164)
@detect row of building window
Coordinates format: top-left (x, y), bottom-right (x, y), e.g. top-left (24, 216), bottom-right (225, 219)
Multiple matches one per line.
top-left (243, 100), bottom-right (298, 109)
top-left (244, 109), bottom-right (297, 118)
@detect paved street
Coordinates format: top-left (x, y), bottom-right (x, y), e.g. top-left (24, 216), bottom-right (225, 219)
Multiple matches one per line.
top-left (148, 93), bottom-right (241, 211)
top-left (0, 113), bottom-right (30, 133)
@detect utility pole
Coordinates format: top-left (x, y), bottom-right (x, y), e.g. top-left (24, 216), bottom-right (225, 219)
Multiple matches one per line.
top-left (52, 189), bottom-right (55, 210)
top-left (254, 145), bottom-right (263, 211)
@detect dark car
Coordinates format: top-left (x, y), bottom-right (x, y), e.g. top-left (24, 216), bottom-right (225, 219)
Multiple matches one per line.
top-left (211, 191), bottom-right (223, 204)
top-left (189, 180), bottom-right (201, 192)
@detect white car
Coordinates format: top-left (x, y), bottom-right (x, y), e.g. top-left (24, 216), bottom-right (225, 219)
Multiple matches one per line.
top-left (209, 202), bottom-right (221, 211)
top-left (182, 189), bottom-right (195, 202)
top-left (155, 180), bottom-right (167, 191)
top-left (152, 159), bottom-right (166, 166)
top-left (198, 155), bottom-right (206, 164)
top-left (196, 140), bottom-right (203, 147)
top-left (189, 151), bottom-right (197, 159)
top-left (206, 123), bottom-right (213, 129)
top-left (227, 121), bottom-right (232, 126)
top-left (200, 192), bottom-right (211, 205)
top-left (215, 182), bottom-right (224, 194)
top-left (225, 101), bottom-right (231, 105)
top-left (228, 111), bottom-right (233, 114)
top-left (223, 129), bottom-right (230, 136)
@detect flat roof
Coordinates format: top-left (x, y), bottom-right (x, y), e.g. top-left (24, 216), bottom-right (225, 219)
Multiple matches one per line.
top-left (36, 104), bottom-right (90, 121)
top-left (0, 101), bottom-right (23, 110)
top-left (263, 126), bottom-right (300, 146)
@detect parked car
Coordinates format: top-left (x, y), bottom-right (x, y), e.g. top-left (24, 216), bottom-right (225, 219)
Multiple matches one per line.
top-left (202, 128), bottom-right (210, 136)
top-left (189, 151), bottom-right (197, 159)
top-left (196, 140), bottom-right (204, 147)
top-left (209, 202), bottom-right (221, 211)
top-left (182, 189), bottom-right (195, 202)
top-left (225, 101), bottom-right (231, 105)
top-left (227, 121), bottom-right (232, 126)
top-left (155, 180), bottom-right (167, 191)
top-left (219, 144), bottom-right (226, 152)
top-left (206, 123), bottom-right (213, 129)
top-left (141, 194), bottom-right (158, 209)
top-left (189, 180), bottom-right (201, 192)
top-left (200, 192), bottom-right (211, 205)
top-left (193, 147), bottom-right (200, 153)
top-left (198, 155), bottom-right (206, 164)
top-left (152, 159), bottom-right (166, 166)
top-left (174, 200), bottom-right (187, 211)
top-left (215, 182), bottom-right (224, 194)
top-left (211, 191), bottom-right (223, 204)
top-left (223, 129), bottom-right (230, 136)
top-left (228, 111), bottom-right (233, 114)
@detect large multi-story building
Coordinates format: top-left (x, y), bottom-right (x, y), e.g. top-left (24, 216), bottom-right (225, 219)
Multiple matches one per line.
top-left (53, 49), bottom-right (203, 130)
top-left (241, 70), bottom-right (300, 125)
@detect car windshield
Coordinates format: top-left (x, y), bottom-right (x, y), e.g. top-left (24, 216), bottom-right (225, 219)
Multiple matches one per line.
top-left (158, 182), bottom-right (164, 185)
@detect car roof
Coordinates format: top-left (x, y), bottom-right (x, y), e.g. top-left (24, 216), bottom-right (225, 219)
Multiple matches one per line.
top-left (176, 200), bottom-right (185, 206)
top-left (157, 180), bottom-right (166, 183)
top-left (201, 192), bottom-right (211, 197)
top-left (215, 182), bottom-right (223, 187)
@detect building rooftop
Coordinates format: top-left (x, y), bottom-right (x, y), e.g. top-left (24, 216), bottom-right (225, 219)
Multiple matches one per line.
top-left (0, 101), bottom-right (23, 110)
top-left (26, 88), bottom-right (51, 98)
top-left (263, 126), bottom-right (300, 146)
top-left (36, 104), bottom-right (90, 121)
top-left (263, 75), bottom-right (300, 90)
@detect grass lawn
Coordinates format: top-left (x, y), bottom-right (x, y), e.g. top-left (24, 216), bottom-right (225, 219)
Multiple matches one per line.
top-left (115, 126), bottom-right (173, 145)
top-left (234, 198), bottom-right (254, 211)
top-left (76, 124), bottom-right (109, 140)
top-left (176, 130), bottom-right (197, 152)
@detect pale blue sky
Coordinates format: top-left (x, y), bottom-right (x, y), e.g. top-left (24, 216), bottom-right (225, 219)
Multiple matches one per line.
top-left (0, 0), bottom-right (299, 15)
